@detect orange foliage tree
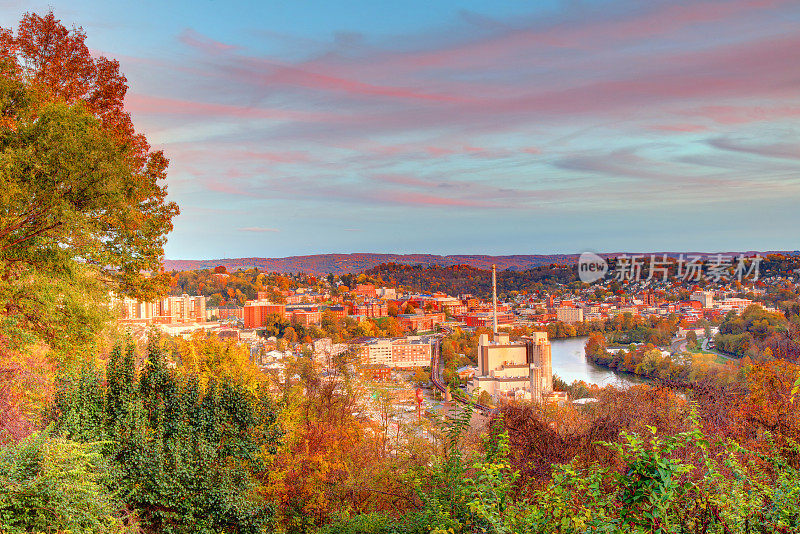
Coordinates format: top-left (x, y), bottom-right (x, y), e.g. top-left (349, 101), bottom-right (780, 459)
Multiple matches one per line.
top-left (0, 12), bottom-right (178, 300)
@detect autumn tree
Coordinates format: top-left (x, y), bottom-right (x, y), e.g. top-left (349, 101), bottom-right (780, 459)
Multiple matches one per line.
top-left (686, 330), bottom-right (698, 347)
top-left (0, 12), bottom-right (179, 353)
top-left (283, 326), bottom-right (298, 344)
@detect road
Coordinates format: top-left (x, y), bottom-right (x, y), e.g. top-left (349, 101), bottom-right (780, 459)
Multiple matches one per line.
top-left (671, 336), bottom-right (733, 361)
top-left (670, 337), bottom-right (687, 354)
top-left (429, 329), bottom-right (496, 416)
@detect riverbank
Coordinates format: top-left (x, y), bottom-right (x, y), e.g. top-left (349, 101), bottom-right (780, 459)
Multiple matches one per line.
top-left (586, 337), bottom-right (738, 385)
top-left (550, 337), bottom-right (648, 387)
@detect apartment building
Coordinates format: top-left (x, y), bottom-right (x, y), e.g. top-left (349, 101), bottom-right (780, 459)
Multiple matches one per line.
top-left (356, 336), bottom-right (432, 368)
top-left (397, 312), bottom-right (445, 332)
top-left (555, 306), bottom-right (584, 324)
top-left (114, 294), bottom-right (206, 324)
top-left (207, 306), bottom-right (244, 321)
top-left (290, 309), bottom-right (321, 326)
top-left (389, 337), bottom-right (432, 368)
top-left (357, 339), bottom-right (393, 366)
top-left (691, 291), bottom-right (715, 308)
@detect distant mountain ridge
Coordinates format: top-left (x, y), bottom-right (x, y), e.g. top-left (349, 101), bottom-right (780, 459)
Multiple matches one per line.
top-left (162, 251), bottom-right (795, 275)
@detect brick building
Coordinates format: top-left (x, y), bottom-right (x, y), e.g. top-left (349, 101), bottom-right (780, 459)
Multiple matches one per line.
top-left (243, 302), bottom-right (287, 328)
top-left (354, 300), bottom-right (388, 318)
top-left (291, 309), bottom-right (321, 326)
top-left (397, 312), bottom-right (445, 332)
top-left (208, 306), bottom-right (244, 321)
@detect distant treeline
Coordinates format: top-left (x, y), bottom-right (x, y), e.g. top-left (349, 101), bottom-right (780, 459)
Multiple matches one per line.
top-left (363, 262), bottom-right (578, 297)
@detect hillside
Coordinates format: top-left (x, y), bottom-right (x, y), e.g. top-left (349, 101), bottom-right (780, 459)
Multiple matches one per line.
top-left (162, 253), bottom-right (581, 274)
top-left (162, 251), bottom-right (793, 275)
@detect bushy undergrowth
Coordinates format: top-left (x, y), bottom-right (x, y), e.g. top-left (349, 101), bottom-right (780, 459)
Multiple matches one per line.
top-left (322, 408), bottom-right (800, 534)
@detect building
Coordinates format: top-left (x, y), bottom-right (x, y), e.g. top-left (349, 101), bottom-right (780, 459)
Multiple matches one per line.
top-left (162, 294), bottom-right (206, 324)
top-left (354, 284), bottom-right (377, 298)
top-left (691, 291), bottom-right (714, 308)
top-left (390, 337), bottom-right (432, 368)
top-left (555, 306), bottom-right (584, 324)
top-left (354, 300), bottom-right (388, 318)
top-left (243, 301), bottom-right (286, 328)
top-left (325, 305), bottom-right (347, 320)
top-left (717, 298), bottom-right (753, 313)
top-left (114, 294), bottom-right (206, 325)
top-left (290, 309), bottom-right (321, 326)
top-left (114, 296), bottom-right (158, 323)
top-left (357, 339), bottom-right (393, 366)
top-left (468, 331), bottom-right (553, 402)
top-left (356, 336), bottom-right (433, 368)
top-left (377, 287), bottom-right (397, 300)
top-left (397, 312), bottom-right (445, 332)
top-left (207, 306), bottom-right (244, 321)
top-left (459, 311), bottom-right (514, 328)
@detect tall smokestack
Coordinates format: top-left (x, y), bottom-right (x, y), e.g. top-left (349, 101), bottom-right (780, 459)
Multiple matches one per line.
top-left (492, 264), bottom-right (498, 334)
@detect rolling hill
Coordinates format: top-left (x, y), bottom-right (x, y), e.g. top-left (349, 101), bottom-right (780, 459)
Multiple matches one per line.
top-left (162, 251), bottom-right (793, 275)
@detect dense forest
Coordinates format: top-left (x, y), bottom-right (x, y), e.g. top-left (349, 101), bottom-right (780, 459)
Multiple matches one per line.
top-left (364, 263), bottom-right (578, 298)
top-left (714, 304), bottom-right (800, 361)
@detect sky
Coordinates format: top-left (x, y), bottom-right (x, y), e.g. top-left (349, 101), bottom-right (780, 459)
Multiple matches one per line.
top-left (2, 0), bottom-right (799, 259)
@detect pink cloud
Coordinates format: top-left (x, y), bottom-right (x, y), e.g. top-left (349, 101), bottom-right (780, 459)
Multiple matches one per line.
top-left (239, 227), bottom-right (280, 233)
top-left (179, 28), bottom-right (239, 54)
top-left (650, 124), bottom-right (710, 133)
top-left (690, 104), bottom-right (800, 125)
top-left (236, 150), bottom-right (310, 164)
top-left (228, 57), bottom-right (472, 103)
top-left (321, 0), bottom-right (795, 80)
top-left (203, 180), bottom-right (249, 196)
top-left (126, 93), bottom-right (332, 122)
top-left (108, 0), bottom-right (800, 221)
top-left (370, 174), bottom-right (432, 188)
top-left (389, 192), bottom-right (501, 208)
top-left (425, 146), bottom-right (458, 157)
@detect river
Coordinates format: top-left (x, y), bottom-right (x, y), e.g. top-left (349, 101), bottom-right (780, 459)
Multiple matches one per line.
top-left (550, 337), bottom-right (647, 387)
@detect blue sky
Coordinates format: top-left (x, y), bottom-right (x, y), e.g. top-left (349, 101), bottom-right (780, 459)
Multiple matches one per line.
top-left (2, 0), bottom-right (799, 259)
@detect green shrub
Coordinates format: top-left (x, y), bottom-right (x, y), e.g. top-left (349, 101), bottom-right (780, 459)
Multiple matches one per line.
top-left (0, 431), bottom-right (123, 533)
